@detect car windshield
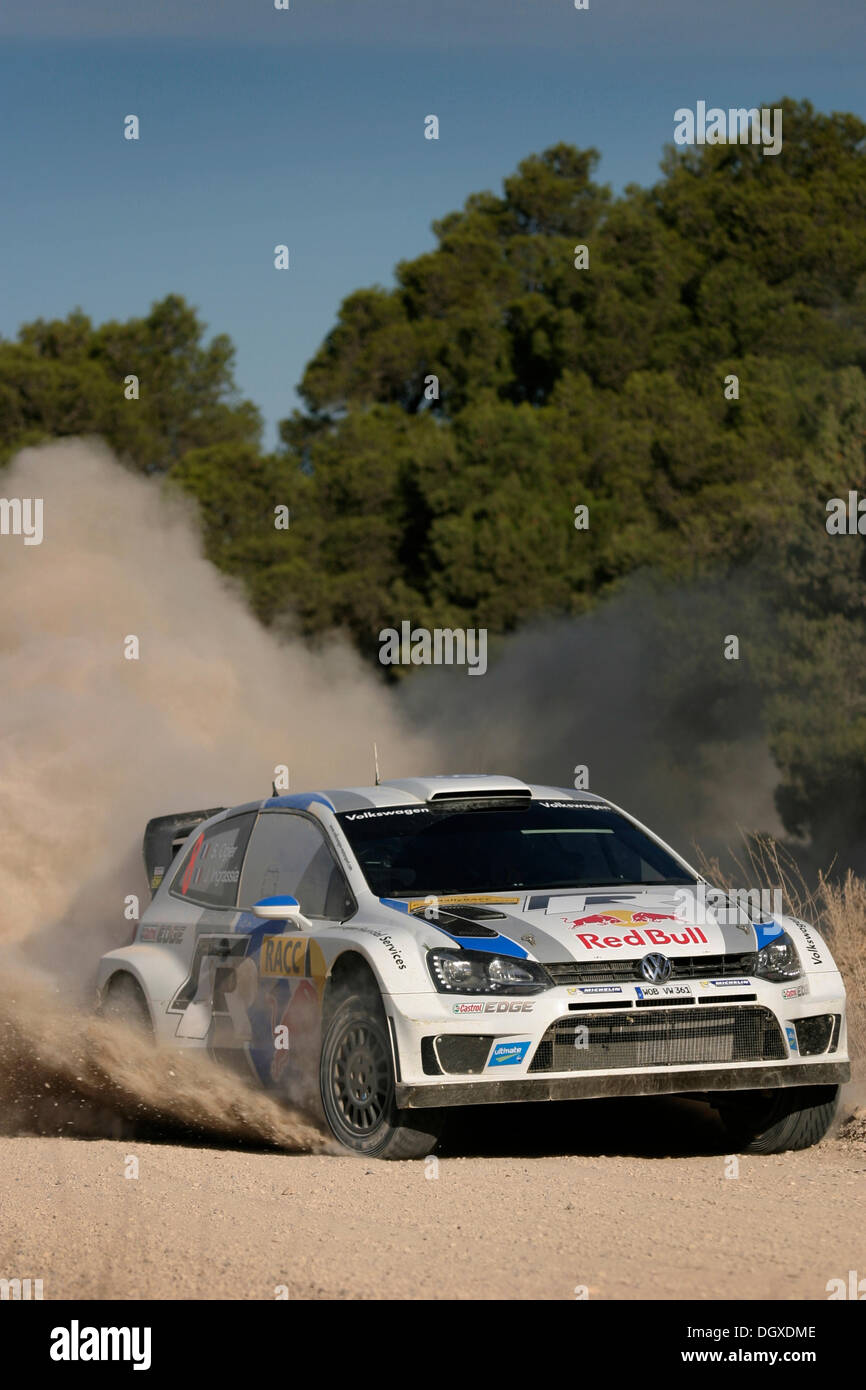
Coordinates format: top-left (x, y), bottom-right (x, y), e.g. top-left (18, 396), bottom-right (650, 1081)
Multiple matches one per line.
top-left (336, 802), bottom-right (696, 898)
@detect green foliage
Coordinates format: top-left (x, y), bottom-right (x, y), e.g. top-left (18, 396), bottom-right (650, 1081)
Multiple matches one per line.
top-left (0, 294), bottom-right (262, 470)
top-left (3, 100), bottom-right (866, 850)
top-left (271, 99), bottom-right (866, 846)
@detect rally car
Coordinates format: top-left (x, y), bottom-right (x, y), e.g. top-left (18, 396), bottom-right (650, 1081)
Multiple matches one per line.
top-left (96, 775), bottom-right (849, 1158)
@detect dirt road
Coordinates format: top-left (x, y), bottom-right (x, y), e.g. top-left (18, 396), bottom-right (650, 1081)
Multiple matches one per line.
top-left (1, 1098), bottom-right (863, 1300)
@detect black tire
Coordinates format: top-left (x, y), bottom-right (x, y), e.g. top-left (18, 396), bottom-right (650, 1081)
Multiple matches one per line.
top-left (102, 974), bottom-right (153, 1038)
top-left (713, 1084), bottom-right (839, 1154)
top-left (319, 989), bottom-right (444, 1159)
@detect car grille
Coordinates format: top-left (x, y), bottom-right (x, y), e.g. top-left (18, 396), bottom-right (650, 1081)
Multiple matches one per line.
top-left (545, 953), bottom-right (756, 986)
top-left (528, 1005), bottom-right (786, 1073)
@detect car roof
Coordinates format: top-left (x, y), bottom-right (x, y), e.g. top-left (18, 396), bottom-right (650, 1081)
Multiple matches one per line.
top-left (264, 775), bottom-right (609, 815)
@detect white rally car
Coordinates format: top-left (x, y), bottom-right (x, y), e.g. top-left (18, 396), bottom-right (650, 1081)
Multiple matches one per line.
top-left (96, 775), bottom-right (849, 1158)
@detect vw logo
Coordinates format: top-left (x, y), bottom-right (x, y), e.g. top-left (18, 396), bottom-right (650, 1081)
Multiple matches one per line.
top-left (640, 952), bottom-right (672, 983)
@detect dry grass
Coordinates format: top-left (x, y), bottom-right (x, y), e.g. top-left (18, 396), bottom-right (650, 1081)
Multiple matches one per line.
top-left (812, 870), bottom-right (866, 1080)
top-left (695, 834), bottom-right (866, 1072)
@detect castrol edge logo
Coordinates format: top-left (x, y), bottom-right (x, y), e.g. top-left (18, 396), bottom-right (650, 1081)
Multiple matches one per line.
top-left (569, 909), bottom-right (708, 951)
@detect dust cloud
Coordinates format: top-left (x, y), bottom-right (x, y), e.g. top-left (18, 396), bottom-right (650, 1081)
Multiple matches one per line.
top-left (0, 438), bottom-right (437, 964)
top-left (403, 584), bottom-right (786, 870)
top-left (0, 977), bottom-right (330, 1150)
top-left (0, 438), bottom-right (438, 1145)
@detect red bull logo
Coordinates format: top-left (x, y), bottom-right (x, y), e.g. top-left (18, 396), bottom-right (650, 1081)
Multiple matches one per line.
top-left (572, 910), bottom-right (679, 928)
top-left (569, 909), bottom-right (708, 950)
top-left (572, 924), bottom-right (709, 951)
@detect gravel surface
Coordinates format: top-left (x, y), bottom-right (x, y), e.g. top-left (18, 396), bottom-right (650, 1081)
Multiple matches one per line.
top-left (2, 1098), bottom-right (863, 1300)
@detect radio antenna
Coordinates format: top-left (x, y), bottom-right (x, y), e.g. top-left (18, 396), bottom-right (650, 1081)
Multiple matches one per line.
top-left (373, 742), bottom-right (381, 786)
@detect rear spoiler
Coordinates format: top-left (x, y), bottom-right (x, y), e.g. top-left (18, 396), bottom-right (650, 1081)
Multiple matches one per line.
top-left (143, 808), bottom-right (225, 896)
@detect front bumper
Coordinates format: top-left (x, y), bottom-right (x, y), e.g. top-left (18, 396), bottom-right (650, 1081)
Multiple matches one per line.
top-left (384, 974), bottom-right (848, 1109)
top-left (396, 1060), bottom-right (849, 1109)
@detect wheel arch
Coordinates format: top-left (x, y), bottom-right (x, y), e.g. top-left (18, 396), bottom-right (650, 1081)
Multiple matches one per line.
top-left (323, 949), bottom-right (404, 1080)
top-left (100, 969), bottom-right (154, 1028)
top-left (97, 945), bottom-right (186, 1011)
top-left (325, 949), bottom-right (382, 1009)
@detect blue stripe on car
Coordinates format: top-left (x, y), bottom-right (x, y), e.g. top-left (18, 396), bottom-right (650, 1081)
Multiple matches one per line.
top-left (378, 898), bottom-right (530, 958)
top-left (265, 792), bottom-right (336, 811)
top-left (754, 921), bottom-right (786, 949)
top-left (446, 933), bottom-right (529, 959)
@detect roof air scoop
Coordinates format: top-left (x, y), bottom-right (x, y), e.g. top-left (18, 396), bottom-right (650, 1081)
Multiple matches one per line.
top-left (427, 787), bottom-right (532, 803)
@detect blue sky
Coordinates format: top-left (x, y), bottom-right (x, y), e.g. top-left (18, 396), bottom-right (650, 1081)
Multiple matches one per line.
top-left (1, 1), bottom-right (863, 447)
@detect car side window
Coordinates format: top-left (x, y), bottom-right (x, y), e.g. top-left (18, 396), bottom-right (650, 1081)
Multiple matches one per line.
top-left (169, 812), bottom-right (256, 910)
top-left (239, 812), bottom-right (351, 920)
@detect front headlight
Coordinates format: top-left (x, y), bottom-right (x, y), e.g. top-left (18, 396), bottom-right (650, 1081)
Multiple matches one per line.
top-left (427, 948), bottom-right (552, 995)
top-left (753, 930), bottom-right (802, 982)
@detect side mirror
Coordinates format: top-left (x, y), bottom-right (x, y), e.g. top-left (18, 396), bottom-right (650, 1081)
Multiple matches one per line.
top-left (252, 894), bottom-right (306, 924)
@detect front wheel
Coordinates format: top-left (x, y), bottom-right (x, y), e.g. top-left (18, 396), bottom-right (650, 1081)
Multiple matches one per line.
top-left (319, 991), bottom-right (444, 1159)
top-left (712, 1084), bottom-right (839, 1153)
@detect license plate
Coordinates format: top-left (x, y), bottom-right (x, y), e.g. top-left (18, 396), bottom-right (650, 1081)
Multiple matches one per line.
top-left (635, 983), bottom-right (692, 999)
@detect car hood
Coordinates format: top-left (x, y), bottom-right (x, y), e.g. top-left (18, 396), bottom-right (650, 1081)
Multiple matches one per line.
top-left (406, 886), bottom-right (768, 963)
